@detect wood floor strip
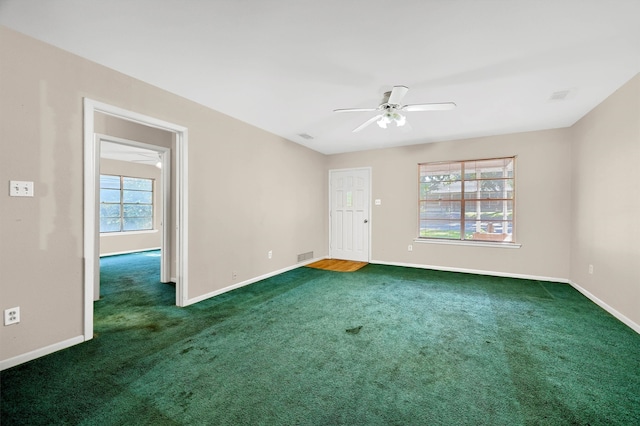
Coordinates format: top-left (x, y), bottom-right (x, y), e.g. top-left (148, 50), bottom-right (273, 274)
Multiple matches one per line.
top-left (306, 259), bottom-right (368, 272)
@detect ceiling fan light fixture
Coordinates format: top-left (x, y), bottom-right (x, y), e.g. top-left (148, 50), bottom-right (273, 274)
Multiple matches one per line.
top-left (377, 111), bottom-right (406, 128)
top-left (338, 85), bottom-right (455, 133)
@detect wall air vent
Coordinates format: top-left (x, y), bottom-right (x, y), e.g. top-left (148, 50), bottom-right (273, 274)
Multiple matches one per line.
top-left (297, 251), bottom-right (314, 262)
top-left (549, 89), bottom-right (573, 101)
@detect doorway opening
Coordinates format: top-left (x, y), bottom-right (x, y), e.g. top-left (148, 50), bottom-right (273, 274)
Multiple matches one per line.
top-left (98, 135), bottom-right (170, 279)
top-left (83, 99), bottom-right (189, 342)
top-left (97, 136), bottom-right (171, 302)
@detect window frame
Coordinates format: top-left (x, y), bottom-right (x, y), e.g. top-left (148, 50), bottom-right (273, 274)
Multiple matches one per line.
top-left (417, 156), bottom-right (516, 244)
top-left (99, 174), bottom-right (155, 234)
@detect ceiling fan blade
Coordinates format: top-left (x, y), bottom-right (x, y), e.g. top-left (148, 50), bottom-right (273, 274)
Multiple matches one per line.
top-left (334, 108), bottom-right (378, 113)
top-left (402, 102), bottom-right (457, 112)
top-left (387, 85), bottom-right (409, 105)
top-left (353, 114), bottom-right (382, 133)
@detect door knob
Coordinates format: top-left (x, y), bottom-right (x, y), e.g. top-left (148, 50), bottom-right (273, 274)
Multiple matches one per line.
top-left (364, 219), bottom-right (369, 223)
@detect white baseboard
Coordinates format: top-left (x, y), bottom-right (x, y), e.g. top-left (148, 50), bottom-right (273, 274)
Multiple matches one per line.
top-left (369, 260), bottom-right (570, 283)
top-left (132, 256), bottom-right (567, 307)
top-left (183, 256), bottom-right (328, 306)
top-left (370, 260), bottom-right (639, 334)
top-left (0, 335), bottom-right (85, 371)
top-left (569, 281), bottom-right (640, 334)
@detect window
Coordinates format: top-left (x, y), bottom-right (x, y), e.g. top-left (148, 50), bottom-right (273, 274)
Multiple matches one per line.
top-left (100, 175), bottom-right (154, 233)
top-left (418, 157), bottom-right (515, 242)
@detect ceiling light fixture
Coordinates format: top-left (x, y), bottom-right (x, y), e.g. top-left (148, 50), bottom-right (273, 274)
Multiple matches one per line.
top-left (335, 85), bottom-right (456, 133)
top-left (377, 109), bottom-right (406, 129)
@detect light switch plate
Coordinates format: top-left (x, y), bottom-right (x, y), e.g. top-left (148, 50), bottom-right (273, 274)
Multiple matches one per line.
top-left (9, 181), bottom-right (34, 197)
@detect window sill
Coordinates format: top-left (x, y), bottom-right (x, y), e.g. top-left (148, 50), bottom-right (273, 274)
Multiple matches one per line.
top-left (100, 230), bottom-right (158, 236)
top-left (413, 238), bottom-right (521, 249)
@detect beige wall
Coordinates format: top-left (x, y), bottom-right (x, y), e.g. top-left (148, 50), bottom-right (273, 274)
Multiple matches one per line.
top-left (327, 129), bottom-right (573, 280)
top-left (99, 159), bottom-right (162, 257)
top-left (569, 74), bottom-right (640, 327)
top-left (0, 26), bottom-right (328, 364)
top-left (95, 112), bottom-right (174, 149)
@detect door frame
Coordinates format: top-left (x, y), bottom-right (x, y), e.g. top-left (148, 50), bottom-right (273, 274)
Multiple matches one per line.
top-left (83, 98), bottom-right (189, 342)
top-left (328, 167), bottom-right (372, 262)
top-left (96, 134), bottom-right (171, 283)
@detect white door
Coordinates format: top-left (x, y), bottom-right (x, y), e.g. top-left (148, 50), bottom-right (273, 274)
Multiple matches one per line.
top-left (330, 168), bottom-right (370, 262)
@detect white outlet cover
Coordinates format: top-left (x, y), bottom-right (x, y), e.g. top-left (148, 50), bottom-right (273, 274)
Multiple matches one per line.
top-left (4, 307), bottom-right (20, 325)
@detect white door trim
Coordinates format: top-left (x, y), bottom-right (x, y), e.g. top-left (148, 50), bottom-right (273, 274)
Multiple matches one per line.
top-left (83, 98), bottom-right (189, 342)
top-left (96, 134), bottom-right (171, 283)
top-left (328, 167), bottom-right (372, 262)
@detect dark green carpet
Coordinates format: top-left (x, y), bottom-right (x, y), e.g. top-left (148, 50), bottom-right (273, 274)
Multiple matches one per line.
top-left (1, 250), bottom-right (639, 425)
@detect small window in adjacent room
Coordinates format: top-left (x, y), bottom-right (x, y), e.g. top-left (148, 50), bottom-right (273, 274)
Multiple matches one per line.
top-left (418, 157), bottom-right (515, 243)
top-left (100, 175), bottom-right (154, 233)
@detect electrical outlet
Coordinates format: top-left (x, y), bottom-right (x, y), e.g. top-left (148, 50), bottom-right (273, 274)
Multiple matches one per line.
top-left (232, 271), bottom-right (238, 280)
top-left (408, 244), bottom-right (413, 252)
top-left (588, 264), bottom-right (594, 275)
top-left (268, 250), bottom-right (272, 259)
top-left (4, 307), bottom-right (20, 325)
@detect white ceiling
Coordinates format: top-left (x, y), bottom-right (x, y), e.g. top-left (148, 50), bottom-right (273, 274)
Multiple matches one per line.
top-left (1, 0), bottom-right (639, 155)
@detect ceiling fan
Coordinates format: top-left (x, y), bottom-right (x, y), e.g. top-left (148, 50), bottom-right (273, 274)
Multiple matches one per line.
top-left (334, 85), bottom-right (456, 133)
